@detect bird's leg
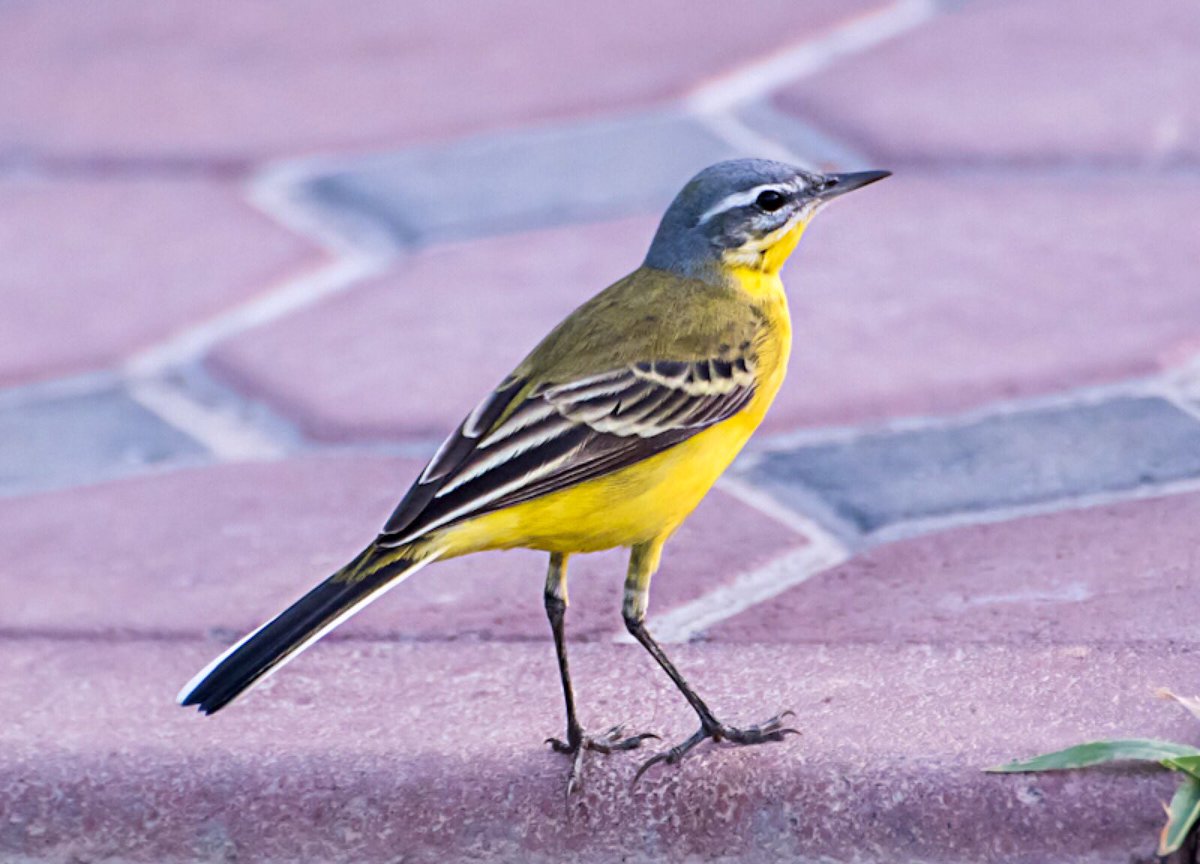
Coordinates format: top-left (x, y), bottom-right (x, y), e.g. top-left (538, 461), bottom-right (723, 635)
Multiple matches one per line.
top-left (544, 554), bottom-right (585, 751)
top-left (623, 540), bottom-right (798, 783)
top-left (542, 553), bottom-right (656, 794)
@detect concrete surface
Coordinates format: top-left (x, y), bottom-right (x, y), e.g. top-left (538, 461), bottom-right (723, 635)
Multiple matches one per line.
top-left (3, 0), bottom-right (1199, 861)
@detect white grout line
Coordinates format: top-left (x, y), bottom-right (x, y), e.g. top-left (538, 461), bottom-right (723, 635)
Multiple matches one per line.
top-left (632, 541), bottom-right (849, 645)
top-left (753, 374), bottom-right (1169, 452)
top-left (123, 247), bottom-right (384, 378)
top-left (696, 110), bottom-right (808, 166)
top-left (1167, 399), bottom-right (1200, 426)
top-left (866, 475), bottom-right (1200, 546)
top-left (125, 377), bottom-right (288, 462)
top-left (1165, 393), bottom-right (1200, 425)
top-left (715, 474), bottom-right (843, 541)
top-left (124, 167), bottom-right (394, 378)
top-left (687, 0), bottom-right (936, 162)
top-left (614, 476), bottom-right (850, 644)
top-left (246, 156), bottom-right (408, 261)
top-left (688, 0), bottom-right (936, 114)
top-left (118, 157), bottom-right (398, 458)
top-left (733, 98), bottom-right (873, 169)
top-left (734, 370), bottom-right (1200, 549)
top-left (1159, 356), bottom-right (1200, 424)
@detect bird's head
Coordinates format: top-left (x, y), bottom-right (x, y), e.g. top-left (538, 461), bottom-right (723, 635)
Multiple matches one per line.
top-left (645, 158), bottom-right (889, 281)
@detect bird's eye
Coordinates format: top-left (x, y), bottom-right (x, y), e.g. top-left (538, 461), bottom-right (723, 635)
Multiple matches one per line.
top-left (755, 190), bottom-right (787, 212)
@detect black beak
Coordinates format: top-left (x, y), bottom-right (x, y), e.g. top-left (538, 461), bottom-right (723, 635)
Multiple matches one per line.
top-left (817, 170), bottom-right (891, 199)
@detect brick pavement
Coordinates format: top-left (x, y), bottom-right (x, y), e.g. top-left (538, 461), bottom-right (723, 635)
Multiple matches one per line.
top-left (3, 1), bottom-right (1199, 861)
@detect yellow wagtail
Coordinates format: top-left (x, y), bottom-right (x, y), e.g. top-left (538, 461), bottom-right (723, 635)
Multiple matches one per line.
top-left (179, 159), bottom-right (888, 785)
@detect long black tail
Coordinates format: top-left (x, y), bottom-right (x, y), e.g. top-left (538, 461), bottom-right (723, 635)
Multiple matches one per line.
top-left (177, 544), bottom-right (429, 715)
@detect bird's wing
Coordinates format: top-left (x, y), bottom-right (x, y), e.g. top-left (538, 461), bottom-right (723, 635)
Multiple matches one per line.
top-left (378, 354), bottom-right (758, 546)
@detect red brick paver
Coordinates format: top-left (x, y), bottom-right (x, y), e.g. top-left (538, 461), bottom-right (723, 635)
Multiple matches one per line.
top-left (2, 456), bottom-right (804, 643)
top-left (0, 0), bottom-right (882, 162)
top-left (210, 217), bottom-right (656, 440)
top-left (0, 176), bottom-right (321, 386)
top-left (776, 0), bottom-right (1200, 165)
top-left (709, 491), bottom-right (1200, 644)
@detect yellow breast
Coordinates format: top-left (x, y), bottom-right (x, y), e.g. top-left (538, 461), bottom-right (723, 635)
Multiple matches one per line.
top-left (438, 272), bottom-right (792, 558)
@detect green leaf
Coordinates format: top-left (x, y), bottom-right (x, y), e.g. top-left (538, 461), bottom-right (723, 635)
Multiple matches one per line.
top-left (987, 739), bottom-right (1200, 773)
top-left (1160, 775), bottom-right (1200, 855)
top-left (1163, 755), bottom-right (1200, 780)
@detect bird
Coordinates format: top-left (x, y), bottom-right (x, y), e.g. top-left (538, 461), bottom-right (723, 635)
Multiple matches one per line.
top-left (177, 158), bottom-right (889, 790)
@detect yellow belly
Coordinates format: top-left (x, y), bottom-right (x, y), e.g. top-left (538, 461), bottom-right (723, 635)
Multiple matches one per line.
top-left (437, 408), bottom-right (757, 555)
top-left (438, 273), bottom-right (792, 557)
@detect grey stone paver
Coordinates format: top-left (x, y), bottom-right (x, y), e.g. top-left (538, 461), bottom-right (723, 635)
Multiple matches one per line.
top-left (739, 395), bottom-right (1200, 536)
top-left (0, 385), bottom-right (205, 496)
top-left (305, 110), bottom-right (741, 245)
top-left (303, 102), bottom-right (872, 249)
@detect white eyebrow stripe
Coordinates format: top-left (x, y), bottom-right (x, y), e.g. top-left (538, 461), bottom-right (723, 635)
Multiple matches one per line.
top-left (697, 181), bottom-right (801, 225)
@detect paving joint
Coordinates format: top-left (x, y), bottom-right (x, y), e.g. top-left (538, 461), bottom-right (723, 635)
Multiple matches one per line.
top-left (732, 98), bottom-right (872, 168)
top-left (629, 542), bottom-right (850, 644)
top-left (724, 463), bottom-right (866, 548)
top-left (0, 378), bottom-right (211, 498)
top-left (757, 373), bottom-right (1174, 450)
top-left (125, 364), bottom-right (300, 463)
top-left (862, 475), bottom-right (1200, 546)
top-left (112, 155), bottom-right (400, 465)
top-left (125, 162), bottom-right (397, 379)
top-left (610, 476), bottom-right (851, 643)
top-left (1160, 353), bottom-right (1200, 424)
top-left (684, 0), bottom-right (938, 117)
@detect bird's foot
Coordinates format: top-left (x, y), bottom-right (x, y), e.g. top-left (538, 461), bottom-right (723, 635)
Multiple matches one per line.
top-left (546, 724), bottom-right (659, 796)
top-left (633, 710), bottom-right (798, 784)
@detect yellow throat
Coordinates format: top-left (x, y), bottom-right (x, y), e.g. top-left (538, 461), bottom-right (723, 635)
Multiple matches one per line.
top-left (721, 216), bottom-right (810, 285)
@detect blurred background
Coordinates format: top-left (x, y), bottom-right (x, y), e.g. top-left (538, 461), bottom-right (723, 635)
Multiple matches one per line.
top-left (1, 0), bottom-right (1196, 487)
top-left (3, 1), bottom-right (1200, 860)
top-left (2, 0), bottom-right (1197, 480)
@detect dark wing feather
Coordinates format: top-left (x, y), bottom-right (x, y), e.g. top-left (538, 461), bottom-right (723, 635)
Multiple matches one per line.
top-left (382, 374), bottom-right (526, 537)
top-left (377, 355), bottom-right (757, 546)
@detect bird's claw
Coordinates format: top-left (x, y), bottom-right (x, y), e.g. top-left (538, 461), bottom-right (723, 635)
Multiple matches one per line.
top-left (546, 724), bottom-right (659, 796)
top-left (633, 710), bottom-right (799, 785)
top-left (718, 710), bottom-right (798, 745)
top-left (546, 724), bottom-right (658, 755)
